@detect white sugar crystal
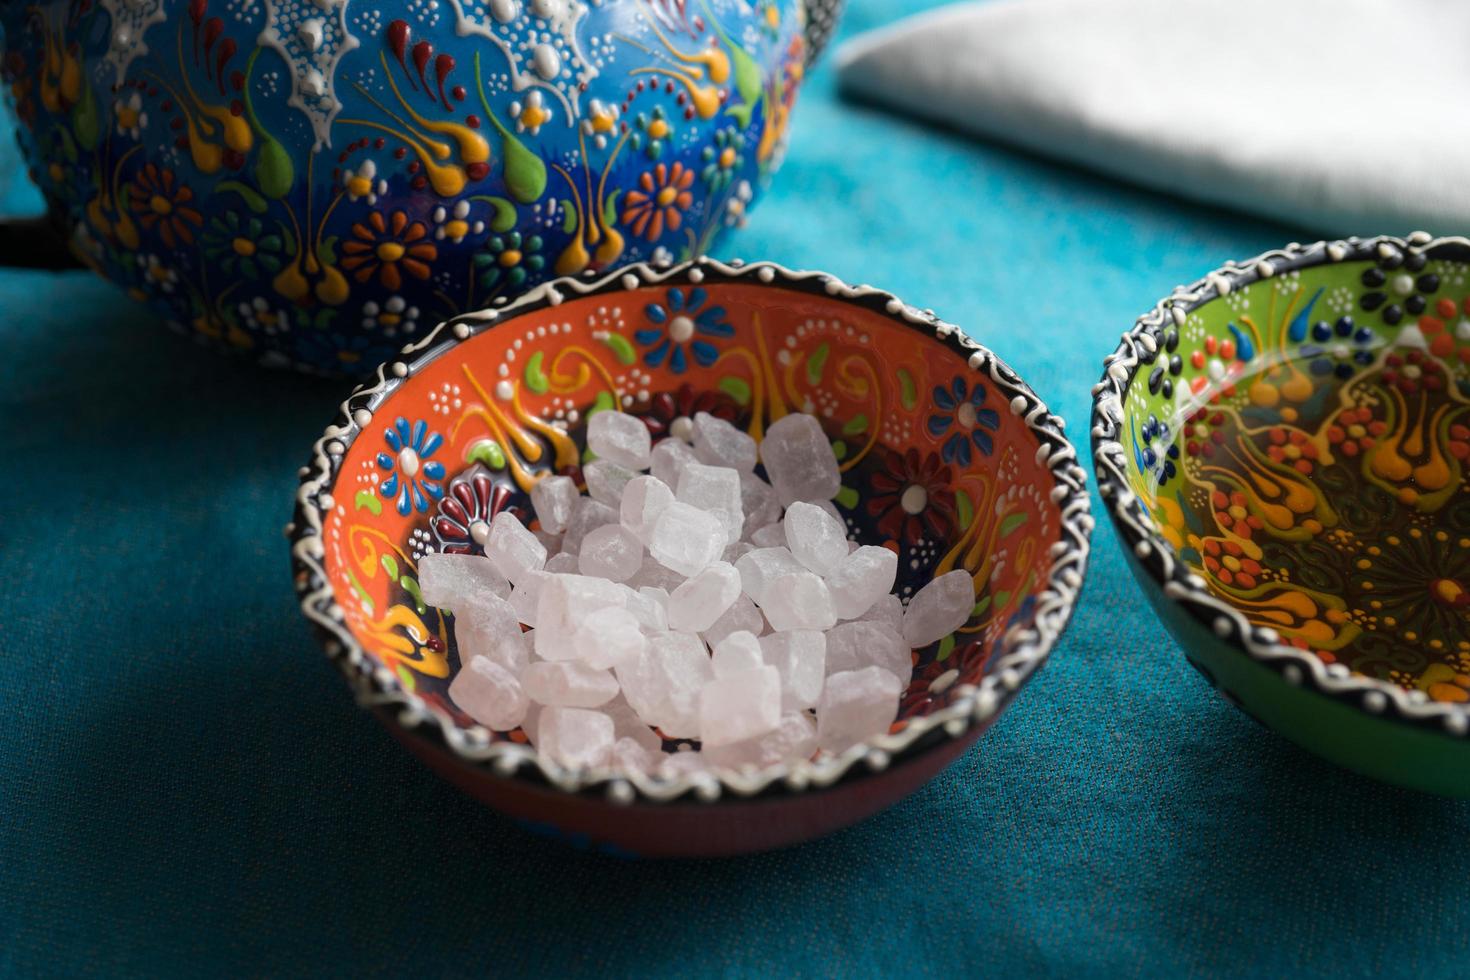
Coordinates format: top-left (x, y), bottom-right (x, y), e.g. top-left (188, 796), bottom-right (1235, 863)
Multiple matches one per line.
top-left (619, 474), bottom-right (674, 543)
top-left (667, 561), bottom-right (741, 633)
top-left (812, 499), bottom-right (846, 529)
top-left (530, 474), bottom-right (578, 534)
top-left (535, 573), bottom-right (630, 649)
top-left (628, 561), bottom-right (687, 593)
top-left (650, 437), bottom-right (698, 487)
top-left (749, 521), bottom-right (784, 549)
top-left (604, 695), bottom-right (664, 755)
top-left (739, 473), bottom-right (782, 538)
top-left (584, 459), bottom-right (636, 507)
top-left (484, 511), bottom-right (547, 584)
top-left (417, 553), bottom-right (510, 609)
top-left (534, 627), bottom-right (568, 660)
top-left (449, 657), bottom-right (528, 731)
top-left (702, 593), bottom-right (765, 648)
top-left (571, 605), bottom-right (646, 669)
top-left (431, 412), bottom-right (929, 774)
top-left (658, 750), bottom-right (708, 778)
top-left (537, 706), bottom-right (615, 769)
top-left (859, 592), bottom-right (905, 632)
top-left (561, 498), bottom-right (617, 554)
top-left (614, 635), bottom-right (680, 721)
top-left (545, 552), bottom-right (579, 574)
top-left (827, 545), bottom-right (899, 620)
top-left (692, 412), bottom-right (757, 471)
top-left (711, 631), bottom-right (764, 678)
top-left (577, 523), bottom-right (643, 581)
top-left (816, 666), bottom-right (902, 752)
top-left (508, 570), bottom-right (547, 627)
top-left (825, 620), bottom-right (911, 679)
top-left (760, 572), bottom-right (836, 631)
top-left (651, 633), bottom-right (714, 739)
top-left (784, 501), bottom-right (849, 576)
top-left (733, 547), bottom-right (805, 605)
top-left (587, 411), bottom-right (652, 469)
top-left (626, 586), bottom-right (670, 634)
top-left (722, 541), bottom-right (757, 564)
top-left (612, 736), bottom-right (656, 773)
top-left (455, 594), bottom-right (530, 675)
top-left (758, 413), bottom-right (840, 505)
top-left (523, 660), bottom-right (620, 707)
top-left (647, 501), bottom-right (725, 577)
top-left (902, 569), bottom-right (975, 648)
top-left (520, 700), bottom-right (542, 744)
top-left (704, 712), bottom-right (817, 771)
top-left (699, 664), bottom-right (781, 747)
top-left (676, 462), bottom-right (744, 545)
top-left (615, 631), bottom-right (711, 737)
top-left (758, 630), bottom-right (826, 711)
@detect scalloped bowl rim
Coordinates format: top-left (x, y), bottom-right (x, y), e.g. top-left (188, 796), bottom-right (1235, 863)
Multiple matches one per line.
top-left (289, 257), bottom-right (1094, 805)
top-left (1090, 232), bottom-right (1470, 740)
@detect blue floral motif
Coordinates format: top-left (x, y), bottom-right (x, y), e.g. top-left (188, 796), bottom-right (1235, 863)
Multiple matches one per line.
top-left (927, 377), bottom-right (999, 466)
top-left (377, 417), bottom-right (446, 515)
top-left (1132, 414), bottom-right (1179, 487)
top-left (635, 287), bottom-right (733, 374)
top-left (700, 126), bottom-right (746, 191)
top-left (297, 329), bottom-right (384, 373)
top-left (1302, 315), bottom-right (1377, 380)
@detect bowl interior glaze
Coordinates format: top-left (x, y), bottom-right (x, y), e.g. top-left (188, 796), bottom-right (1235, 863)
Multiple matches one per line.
top-left (1118, 243), bottom-right (1470, 705)
top-left (295, 263), bottom-right (1087, 795)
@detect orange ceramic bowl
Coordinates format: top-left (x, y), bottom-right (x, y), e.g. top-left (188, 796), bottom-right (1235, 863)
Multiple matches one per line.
top-left (289, 258), bottom-right (1091, 856)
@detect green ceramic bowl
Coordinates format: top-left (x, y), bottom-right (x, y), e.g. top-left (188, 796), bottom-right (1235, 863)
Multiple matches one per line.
top-left (1092, 233), bottom-right (1470, 797)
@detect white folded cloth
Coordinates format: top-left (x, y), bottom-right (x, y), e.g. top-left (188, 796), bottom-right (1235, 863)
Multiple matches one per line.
top-left (836, 0), bottom-right (1467, 235)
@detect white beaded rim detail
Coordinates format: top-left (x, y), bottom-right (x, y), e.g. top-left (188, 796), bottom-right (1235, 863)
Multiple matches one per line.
top-left (1091, 233), bottom-right (1470, 738)
top-left (291, 257), bottom-right (1094, 802)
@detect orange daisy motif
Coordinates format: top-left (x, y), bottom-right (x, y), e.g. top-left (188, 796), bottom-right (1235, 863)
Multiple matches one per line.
top-left (341, 210), bottom-right (437, 291)
top-left (128, 163), bottom-right (202, 248)
top-left (622, 162), bottom-right (694, 241)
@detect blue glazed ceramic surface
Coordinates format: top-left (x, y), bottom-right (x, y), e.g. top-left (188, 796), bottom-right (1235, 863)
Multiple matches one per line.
top-left (0, 0), bottom-right (807, 374)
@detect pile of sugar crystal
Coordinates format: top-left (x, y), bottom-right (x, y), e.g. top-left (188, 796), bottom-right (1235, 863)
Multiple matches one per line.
top-left (419, 410), bottom-right (976, 778)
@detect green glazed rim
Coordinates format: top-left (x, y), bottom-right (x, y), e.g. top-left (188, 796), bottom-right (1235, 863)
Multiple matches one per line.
top-left (1092, 232), bottom-right (1470, 740)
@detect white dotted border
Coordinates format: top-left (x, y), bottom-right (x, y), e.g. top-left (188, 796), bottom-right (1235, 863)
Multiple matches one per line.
top-left (1091, 232), bottom-right (1470, 739)
top-left (288, 256), bottom-right (1096, 803)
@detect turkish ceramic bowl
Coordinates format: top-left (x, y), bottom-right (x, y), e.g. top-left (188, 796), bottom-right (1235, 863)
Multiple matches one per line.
top-left (1093, 233), bottom-right (1470, 797)
top-left (290, 258), bottom-right (1091, 856)
top-left (0, 0), bottom-right (819, 376)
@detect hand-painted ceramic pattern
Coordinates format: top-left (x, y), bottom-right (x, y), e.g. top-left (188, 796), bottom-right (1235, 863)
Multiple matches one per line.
top-left (1094, 234), bottom-right (1470, 798)
top-left (290, 259), bottom-right (1091, 855)
top-left (0, 0), bottom-right (808, 375)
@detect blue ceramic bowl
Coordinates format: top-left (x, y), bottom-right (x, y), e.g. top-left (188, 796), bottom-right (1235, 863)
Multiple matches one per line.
top-left (0, 0), bottom-right (820, 375)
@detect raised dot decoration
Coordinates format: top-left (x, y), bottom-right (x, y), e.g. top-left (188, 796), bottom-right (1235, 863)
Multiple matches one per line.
top-left (2, 0), bottom-right (817, 376)
top-left (1117, 241), bottom-right (1470, 713)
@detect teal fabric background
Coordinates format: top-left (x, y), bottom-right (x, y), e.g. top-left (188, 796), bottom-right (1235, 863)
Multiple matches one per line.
top-left (3, 1), bottom-right (1467, 975)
